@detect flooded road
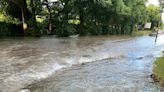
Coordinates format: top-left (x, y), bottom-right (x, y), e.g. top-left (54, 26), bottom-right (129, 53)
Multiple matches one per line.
top-left (0, 35), bottom-right (164, 92)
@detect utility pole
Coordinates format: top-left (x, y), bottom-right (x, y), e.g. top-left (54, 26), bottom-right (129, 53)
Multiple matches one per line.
top-left (155, 28), bottom-right (159, 43)
top-left (155, 0), bottom-right (164, 43)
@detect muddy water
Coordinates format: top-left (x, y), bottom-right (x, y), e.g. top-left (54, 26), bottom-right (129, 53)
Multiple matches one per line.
top-left (0, 35), bottom-right (164, 92)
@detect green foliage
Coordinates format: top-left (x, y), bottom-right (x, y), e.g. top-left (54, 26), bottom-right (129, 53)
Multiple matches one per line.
top-left (6, 2), bottom-right (22, 19)
top-left (68, 19), bottom-right (80, 25)
top-left (146, 5), bottom-right (161, 28)
top-left (0, 13), bottom-right (5, 21)
top-left (55, 24), bottom-right (77, 37)
top-left (0, 0), bottom-right (162, 37)
top-left (0, 22), bottom-right (10, 37)
top-left (0, 22), bottom-right (24, 37)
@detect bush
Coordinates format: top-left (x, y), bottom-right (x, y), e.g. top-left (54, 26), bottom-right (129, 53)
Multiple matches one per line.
top-left (26, 19), bottom-right (42, 37)
top-left (0, 22), bottom-right (26, 37)
top-left (0, 22), bottom-right (10, 36)
top-left (55, 24), bottom-right (77, 37)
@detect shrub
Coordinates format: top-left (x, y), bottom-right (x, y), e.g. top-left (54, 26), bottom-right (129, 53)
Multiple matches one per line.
top-left (55, 24), bottom-right (77, 37)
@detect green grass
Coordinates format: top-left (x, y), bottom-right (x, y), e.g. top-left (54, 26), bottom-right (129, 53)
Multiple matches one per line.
top-left (131, 30), bottom-right (152, 36)
top-left (153, 55), bottom-right (164, 86)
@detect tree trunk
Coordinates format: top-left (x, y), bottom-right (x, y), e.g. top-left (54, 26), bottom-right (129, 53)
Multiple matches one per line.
top-left (12, 0), bottom-right (29, 31)
top-left (49, 12), bottom-right (52, 34)
top-left (78, 9), bottom-right (85, 35)
top-left (44, 0), bottom-right (52, 34)
top-left (21, 7), bottom-right (27, 31)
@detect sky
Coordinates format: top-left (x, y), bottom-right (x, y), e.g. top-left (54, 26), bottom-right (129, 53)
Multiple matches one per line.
top-left (147, 0), bottom-right (159, 6)
top-left (49, 0), bottom-right (58, 2)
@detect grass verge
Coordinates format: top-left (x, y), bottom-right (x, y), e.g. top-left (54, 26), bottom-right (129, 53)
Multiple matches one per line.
top-left (131, 30), bottom-right (152, 36)
top-left (153, 52), bottom-right (164, 86)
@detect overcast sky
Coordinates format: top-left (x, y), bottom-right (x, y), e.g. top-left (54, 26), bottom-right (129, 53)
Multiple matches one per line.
top-left (147, 0), bottom-right (159, 6)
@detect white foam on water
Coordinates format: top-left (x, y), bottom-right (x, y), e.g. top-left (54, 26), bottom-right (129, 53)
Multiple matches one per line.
top-left (1, 63), bottom-right (66, 92)
top-left (28, 63), bottom-right (66, 79)
top-left (19, 89), bottom-right (31, 92)
top-left (42, 52), bottom-right (55, 57)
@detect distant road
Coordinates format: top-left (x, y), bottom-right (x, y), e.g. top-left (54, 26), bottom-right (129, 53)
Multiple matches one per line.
top-left (158, 30), bottom-right (164, 34)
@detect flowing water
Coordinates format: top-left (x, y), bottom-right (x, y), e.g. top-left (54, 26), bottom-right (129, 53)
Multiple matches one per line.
top-left (0, 35), bottom-right (164, 92)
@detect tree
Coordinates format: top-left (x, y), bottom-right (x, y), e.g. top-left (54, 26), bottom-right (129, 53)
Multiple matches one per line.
top-left (0, 0), bottom-right (161, 37)
top-left (147, 5), bottom-right (161, 28)
top-left (8, 0), bottom-right (30, 31)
